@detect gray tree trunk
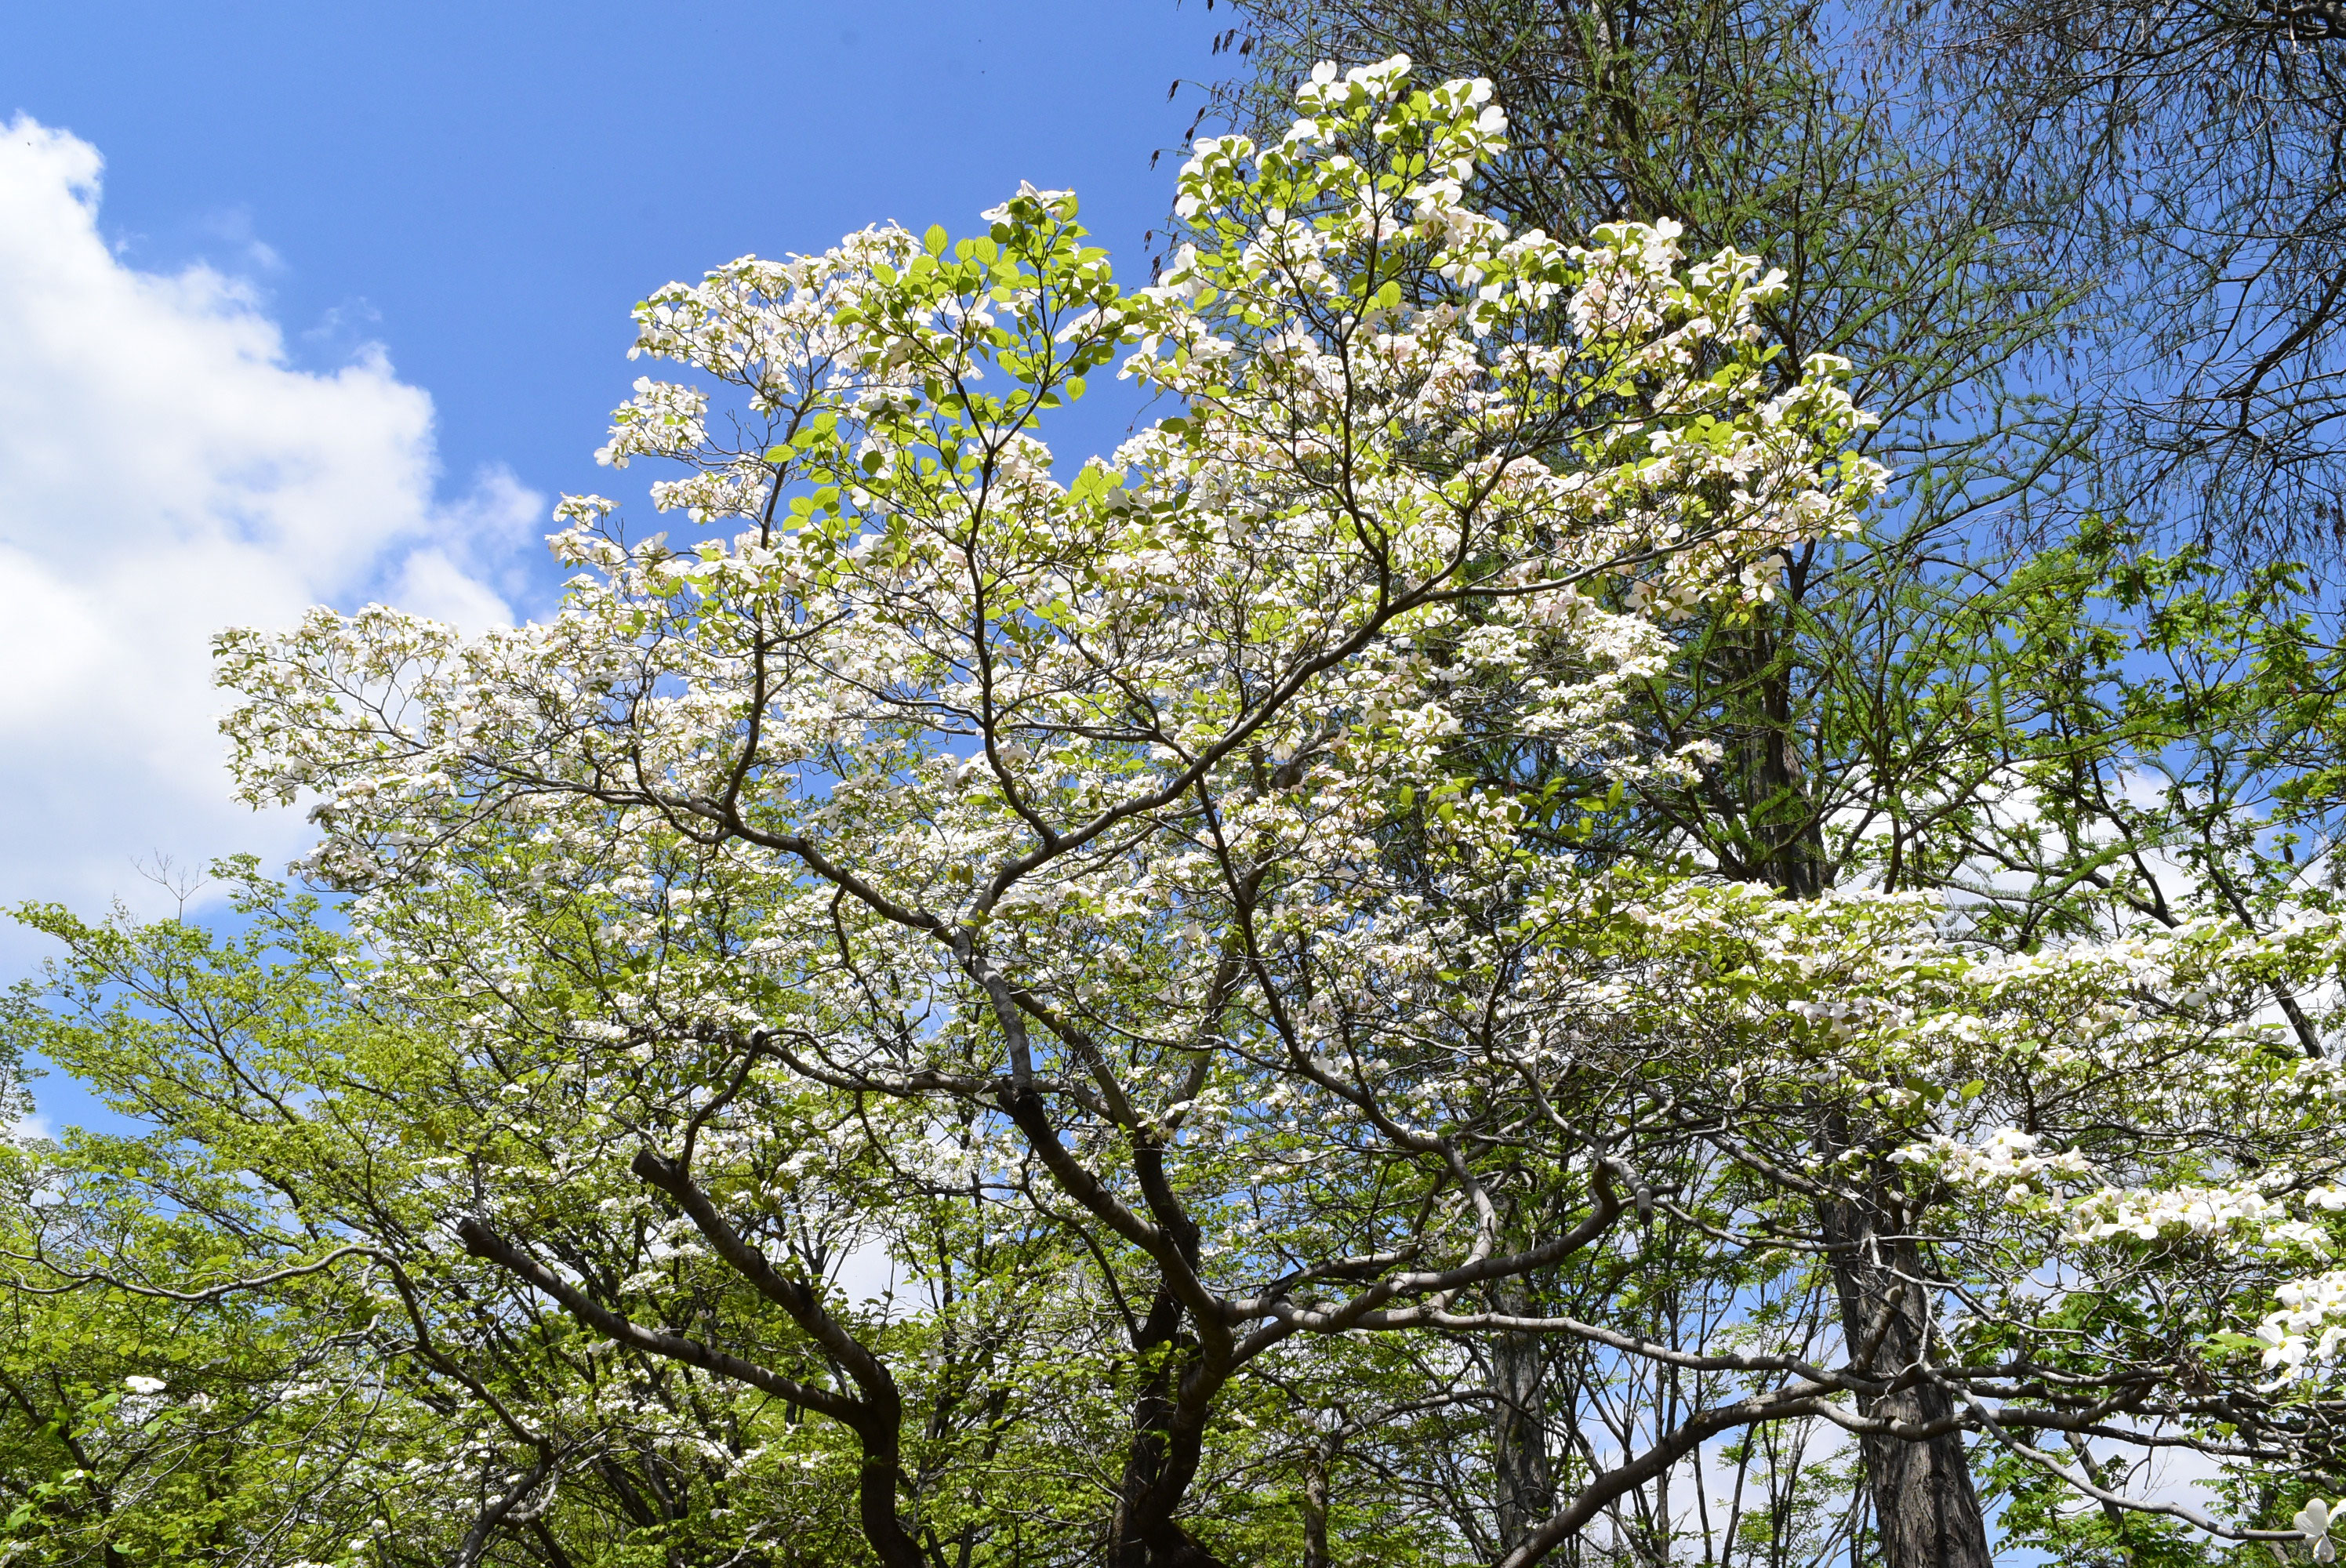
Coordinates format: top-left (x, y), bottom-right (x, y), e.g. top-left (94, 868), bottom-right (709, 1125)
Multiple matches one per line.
top-left (1815, 1182), bottom-right (1994, 1568)
top-left (1492, 1284), bottom-right (1556, 1556)
top-left (1732, 637), bottom-right (1993, 1568)
top-left (1302, 1443), bottom-right (1332, 1568)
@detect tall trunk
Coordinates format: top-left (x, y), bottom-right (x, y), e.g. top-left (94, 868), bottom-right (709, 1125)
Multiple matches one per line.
top-left (1301, 1442), bottom-right (1333, 1568)
top-left (1492, 1283), bottom-right (1556, 1556)
top-left (1814, 1178), bottom-right (1993, 1568)
top-left (1727, 637), bottom-right (1992, 1568)
top-left (1749, 662), bottom-right (1828, 899)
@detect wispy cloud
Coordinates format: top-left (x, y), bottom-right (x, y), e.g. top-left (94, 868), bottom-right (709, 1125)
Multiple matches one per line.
top-left (0, 116), bottom-right (536, 943)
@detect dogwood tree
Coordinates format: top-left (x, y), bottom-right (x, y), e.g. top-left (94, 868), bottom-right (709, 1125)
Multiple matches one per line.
top-left (164, 53), bottom-right (2346, 1568)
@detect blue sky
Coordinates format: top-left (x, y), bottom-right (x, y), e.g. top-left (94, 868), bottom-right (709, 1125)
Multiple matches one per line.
top-left (0, 0), bottom-right (1230, 947)
top-left (6, 0), bottom-right (1229, 565)
top-left (0, 1), bottom-right (1236, 1133)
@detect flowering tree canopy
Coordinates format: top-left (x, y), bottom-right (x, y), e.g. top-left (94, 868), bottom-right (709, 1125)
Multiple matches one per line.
top-left (6, 53), bottom-right (2345, 1568)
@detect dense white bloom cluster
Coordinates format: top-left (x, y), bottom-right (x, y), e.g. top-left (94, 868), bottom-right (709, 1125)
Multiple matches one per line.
top-left (2259, 1272), bottom-right (2346, 1374)
top-left (1897, 1127), bottom-right (2094, 1196)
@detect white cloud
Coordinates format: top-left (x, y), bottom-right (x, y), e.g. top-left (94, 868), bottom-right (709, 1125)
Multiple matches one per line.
top-left (0, 116), bottom-right (536, 942)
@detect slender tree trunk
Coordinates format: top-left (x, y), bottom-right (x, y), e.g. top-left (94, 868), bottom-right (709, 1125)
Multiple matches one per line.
top-left (1725, 633), bottom-right (1992, 1568)
top-left (1301, 1441), bottom-right (1333, 1568)
top-left (1492, 1283), bottom-right (1556, 1556)
top-left (1751, 661), bottom-right (1828, 899)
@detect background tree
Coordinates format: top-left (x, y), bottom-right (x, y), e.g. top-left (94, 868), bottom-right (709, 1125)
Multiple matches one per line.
top-left (1204, 0), bottom-right (2075, 897)
top-left (1891, 0), bottom-right (2346, 570)
top-left (1199, 7), bottom-right (2081, 1563)
top-left (1200, 2), bottom-right (2346, 1563)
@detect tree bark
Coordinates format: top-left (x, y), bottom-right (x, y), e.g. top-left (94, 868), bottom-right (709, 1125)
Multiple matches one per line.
top-left (1491, 1283), bottom-right (1556, 1556)
top-left (1727, 633), bottom-right (1990, 1568)
top-left (1301, 1442), bottom-right (1332, 1568)
top-left (1814, 1182), bottom-right (1993, 1568)
top-left (1108, 1285), bottom-right (1230, 1568)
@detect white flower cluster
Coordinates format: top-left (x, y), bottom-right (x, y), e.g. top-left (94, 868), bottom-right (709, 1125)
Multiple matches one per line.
top-left (2069, 1183), bottom-right (2324, 1250)
top-left (1895, 1127), bottom-right (2094, 1200)
top-left (2259, 1272), bottom-right (2346, 1377)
